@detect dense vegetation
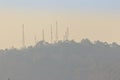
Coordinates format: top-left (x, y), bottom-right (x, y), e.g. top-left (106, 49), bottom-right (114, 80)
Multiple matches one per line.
top-left (1, 39), bottom-right (120, 80)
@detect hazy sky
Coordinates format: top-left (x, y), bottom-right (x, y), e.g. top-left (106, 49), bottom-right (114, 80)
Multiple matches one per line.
top-left (0, 0), bottom-right (120, 49)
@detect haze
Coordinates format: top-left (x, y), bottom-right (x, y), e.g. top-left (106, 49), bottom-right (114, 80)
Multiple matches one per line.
top-left (0, 0), bottom-right (120, 49)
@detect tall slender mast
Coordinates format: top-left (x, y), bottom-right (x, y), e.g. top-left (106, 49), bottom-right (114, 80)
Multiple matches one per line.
top-left (51, 25), bottom-right (53, 43)
top-left (34, 36), bottom-right (37, 44)
top-left (42, 29), bottom-right (45, 41)
top-left (22, 24), bottom-right (25, 47)
top-left (56, 21), bottom-right (58, 42)
top-left (67, 27), bottom-right (69, 40)
top-left (64, 27), bottom-right (70, 41)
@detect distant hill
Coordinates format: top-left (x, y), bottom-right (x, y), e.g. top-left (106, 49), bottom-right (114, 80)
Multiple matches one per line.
top-left (0, 39), bottom-right (120, 80)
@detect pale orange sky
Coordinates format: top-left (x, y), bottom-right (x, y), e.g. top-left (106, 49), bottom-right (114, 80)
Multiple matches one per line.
top-left (0, 10), bottom-right (120, 49)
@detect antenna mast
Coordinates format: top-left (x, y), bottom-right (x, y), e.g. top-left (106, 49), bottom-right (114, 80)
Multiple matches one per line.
top-left (34, 36), bottom-right (37, 44)
top-left (42, 29), bottom-right (45, 41)
top-left (22, 24), bottom-right (25, 47)
top-left (67, 27), bottom-right (69, 40)
top-left (51, 25), bottom-right (53, 43)
top-left (64, 27), bottom-right (70, 41)
top-left (56, 21), bottom-right (58, 42)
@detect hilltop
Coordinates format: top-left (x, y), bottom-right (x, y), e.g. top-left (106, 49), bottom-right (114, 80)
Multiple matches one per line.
top-left (0, 39), bottom-right (120, 80)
